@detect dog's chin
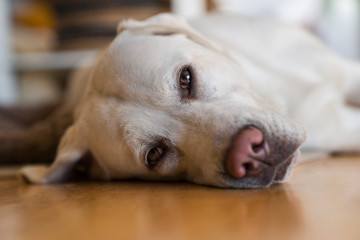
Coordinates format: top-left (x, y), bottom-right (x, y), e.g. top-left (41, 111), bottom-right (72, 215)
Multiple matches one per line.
top-left (219, 150), bottom-right (300, 189)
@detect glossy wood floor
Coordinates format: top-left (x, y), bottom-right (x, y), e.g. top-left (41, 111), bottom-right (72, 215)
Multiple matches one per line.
top-left (0, 156), bottom-right (359, 240)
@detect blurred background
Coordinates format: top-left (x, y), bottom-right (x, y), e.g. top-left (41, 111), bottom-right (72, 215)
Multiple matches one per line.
top-left (0, 0), bottom-right (359, 106)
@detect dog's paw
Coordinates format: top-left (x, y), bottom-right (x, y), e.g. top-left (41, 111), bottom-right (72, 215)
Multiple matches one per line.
top-left (19, 165), bottom-right (49, 184)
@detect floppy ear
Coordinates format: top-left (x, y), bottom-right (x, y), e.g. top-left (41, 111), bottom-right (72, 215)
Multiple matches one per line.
top-left (20, 124), bottom-right (101, 184)
top-left (117, 13), bottom-right (224, 53)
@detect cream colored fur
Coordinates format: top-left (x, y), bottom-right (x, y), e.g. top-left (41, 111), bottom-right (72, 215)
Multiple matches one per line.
top-left (20, 13), bottom-right (360, 188)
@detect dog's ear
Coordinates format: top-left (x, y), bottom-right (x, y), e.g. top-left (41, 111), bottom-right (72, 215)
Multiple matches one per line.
top-left (117, 13), bottom-right (224, 52)
top-left (20, 124), bottom-right (103, 184)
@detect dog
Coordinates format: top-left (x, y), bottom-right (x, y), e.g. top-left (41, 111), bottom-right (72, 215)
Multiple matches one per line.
top-left (18, 13), bottom-right (360, 188)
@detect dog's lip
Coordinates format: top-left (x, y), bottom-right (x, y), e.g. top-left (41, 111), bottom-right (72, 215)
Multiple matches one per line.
top-left (273, 150), bottom-right (300, 182)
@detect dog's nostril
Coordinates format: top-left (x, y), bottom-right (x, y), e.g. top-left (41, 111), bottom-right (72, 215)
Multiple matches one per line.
top-left (243, 161), bottom-right (258, 171)
top-left (251, 140), bottom-right (269, 160)
top-left (225, 126), bottom-right (269, 179)
top-left (252, 142), bottom-right (264, 153)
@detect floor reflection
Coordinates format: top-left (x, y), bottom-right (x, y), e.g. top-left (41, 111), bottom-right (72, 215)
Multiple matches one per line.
top-left (0, 180), bottom-right (305, 240)
top-left (129, 183), bottom-right (304, 239)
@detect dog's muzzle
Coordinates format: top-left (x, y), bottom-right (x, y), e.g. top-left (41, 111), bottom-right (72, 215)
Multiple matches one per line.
top-left (224, 126), bottom-right (303, 188)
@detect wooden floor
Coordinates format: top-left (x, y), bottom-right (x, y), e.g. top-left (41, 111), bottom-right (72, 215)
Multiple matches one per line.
top-left (0, 156), bottom-right (359, 240)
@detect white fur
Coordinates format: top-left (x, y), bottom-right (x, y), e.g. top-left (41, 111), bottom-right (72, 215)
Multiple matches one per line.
top-left (20, 13), bottom-right (360, 188)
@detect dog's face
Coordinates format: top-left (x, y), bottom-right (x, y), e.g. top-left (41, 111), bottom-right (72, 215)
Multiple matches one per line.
top-left (21, 14), bottom-right (305, 188)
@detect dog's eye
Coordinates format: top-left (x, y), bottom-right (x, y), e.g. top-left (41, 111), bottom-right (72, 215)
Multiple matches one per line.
top-left (145, 146), bottom-right (164, 168)
top-left (179, 67), bottom-right (191, 93)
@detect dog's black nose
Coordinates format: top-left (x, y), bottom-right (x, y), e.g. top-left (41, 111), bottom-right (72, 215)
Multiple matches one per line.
top-left (225, 126), bottom-right (270, 179)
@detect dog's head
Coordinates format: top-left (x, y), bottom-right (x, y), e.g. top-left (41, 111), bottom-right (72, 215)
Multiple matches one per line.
top-left (21, 14), bottom-right (305, 188)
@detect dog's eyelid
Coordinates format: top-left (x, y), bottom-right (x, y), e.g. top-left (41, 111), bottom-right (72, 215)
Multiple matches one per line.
top-left (143, 137), bottom-right (180, 173)
top-left (178, 65), bottom-right (196, 100)
top-left (145, 145), bottom-right (166, 169)
top-left (144, 138), bottom-right (169, 170)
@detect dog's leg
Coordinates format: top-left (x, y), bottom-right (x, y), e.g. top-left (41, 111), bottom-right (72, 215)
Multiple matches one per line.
top-left (0, 102), bottom-right (59, 129)
top-left (0, 106), bottom-right (73, 164)
top-left (302, 102), bottom-right (360, 153)
top-left (331, 106), bottom-right (360, 152)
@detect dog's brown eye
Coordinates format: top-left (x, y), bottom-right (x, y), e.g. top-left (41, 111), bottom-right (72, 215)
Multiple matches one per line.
top-left (180, 67), bottom-right (191, 91)
top-left (146, 146), bottom-right (164, 168)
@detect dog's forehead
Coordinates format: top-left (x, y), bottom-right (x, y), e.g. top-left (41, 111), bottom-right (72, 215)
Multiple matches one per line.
top-left (91, 32), bottom-right (250, 105)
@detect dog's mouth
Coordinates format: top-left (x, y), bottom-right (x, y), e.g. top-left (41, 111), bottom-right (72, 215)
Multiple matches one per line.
top-left (220, 150), bottom-right (300, 188)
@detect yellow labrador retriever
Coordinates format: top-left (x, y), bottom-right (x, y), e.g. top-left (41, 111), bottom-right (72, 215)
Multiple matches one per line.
top-left (20, 13), bottom-right (360, 188)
